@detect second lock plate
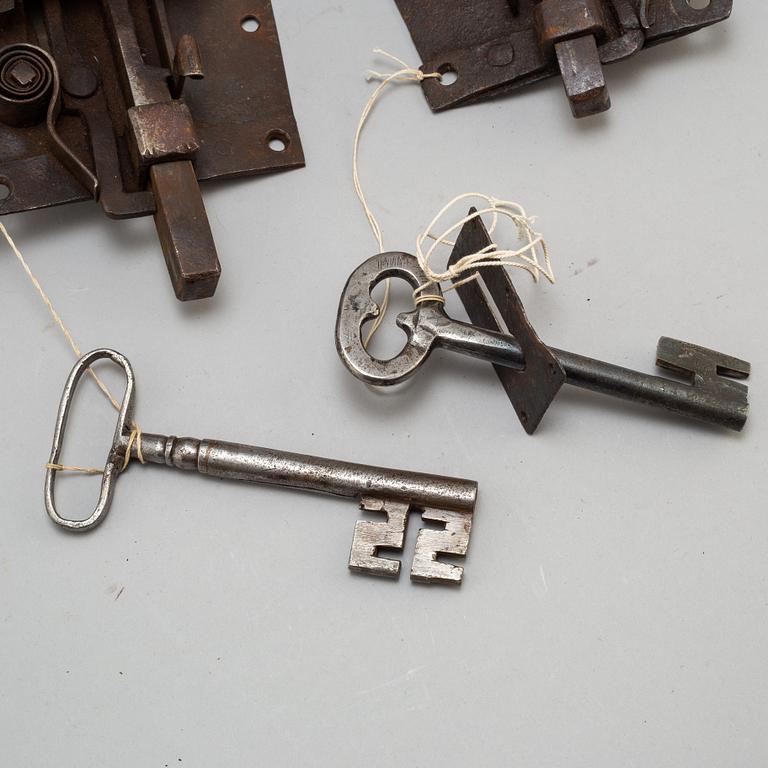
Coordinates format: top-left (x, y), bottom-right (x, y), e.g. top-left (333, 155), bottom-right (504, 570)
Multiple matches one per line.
top-left (394, 0), bottom-right (732, 117)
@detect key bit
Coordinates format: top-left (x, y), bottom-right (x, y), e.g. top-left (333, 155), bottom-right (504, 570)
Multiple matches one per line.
top-left (349, 498), bottom-right (409, 578)
top-left (45, 350), bottom-right (478, 586)
top-left (349, 497), bottom-right (472, 584)
top-left (410, 506), bottom-right (473, 584)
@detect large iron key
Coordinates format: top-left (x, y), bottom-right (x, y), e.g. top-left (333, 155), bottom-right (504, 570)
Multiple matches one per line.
top-left (336, 247), bottom-right (750, 433)
top-left (45, 349), bottom-right (478, 585)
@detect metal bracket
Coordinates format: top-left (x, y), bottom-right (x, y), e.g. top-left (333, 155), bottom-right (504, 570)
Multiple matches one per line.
top-left (0, 0), bottom-right (304, 301)
top-left (448, 211), bottom-right (565, 433)
top-left (394, 0), bottom-right (732, 117)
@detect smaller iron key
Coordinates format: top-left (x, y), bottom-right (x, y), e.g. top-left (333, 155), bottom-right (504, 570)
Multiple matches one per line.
top-left (45, 349), bottom-right (478, 585)
top-left (336, 250), bottom-right (750, 433)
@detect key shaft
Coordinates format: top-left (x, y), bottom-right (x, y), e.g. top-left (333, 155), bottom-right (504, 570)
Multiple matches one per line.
top-left (133, 433), bottom-right (477, 512)
top-left (431, 317), bottom-right (748, 431)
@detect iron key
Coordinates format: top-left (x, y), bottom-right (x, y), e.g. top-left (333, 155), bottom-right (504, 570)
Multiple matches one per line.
top-left (336, 245), bottom-right (750, 433)
top-left (45, 349), bottom-right (478, 585)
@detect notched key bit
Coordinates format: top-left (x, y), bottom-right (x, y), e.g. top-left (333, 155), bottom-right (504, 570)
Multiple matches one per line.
top-left (411, 506), bottom-right (472, 585)
top-left (349, 498), bottom-right (473, 585)
top-left (44, 350), bottom-right (477, 586)
top-left (656, 337), bottom-right (751, 389)
top-left (349, 498), bottom-right (409, 578)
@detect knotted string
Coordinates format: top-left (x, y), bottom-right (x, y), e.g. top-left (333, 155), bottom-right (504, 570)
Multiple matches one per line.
top-left (352, 50), bottom-right (555, 341)
top-left (0, 221), bottom-right (145, 474)
top-left (414, 193), bottom-right (553, 302)
top-left (353, 50), bottom-right (442, 343)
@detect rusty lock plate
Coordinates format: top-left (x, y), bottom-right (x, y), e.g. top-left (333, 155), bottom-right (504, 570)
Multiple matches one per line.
top-left (0, 0), bottom-right (304, 300)
top-left (394, 0), bottom-right (732, 118)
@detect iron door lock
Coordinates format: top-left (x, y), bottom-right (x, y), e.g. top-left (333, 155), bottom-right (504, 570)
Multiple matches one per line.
top-left (394, 0), bottom-right (733, 118)
top-left (0, 0), bottom-right (305, 301)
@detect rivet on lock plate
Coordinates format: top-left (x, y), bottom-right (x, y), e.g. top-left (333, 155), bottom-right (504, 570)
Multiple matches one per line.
top-left (0, 1), bottom-right (304, 301)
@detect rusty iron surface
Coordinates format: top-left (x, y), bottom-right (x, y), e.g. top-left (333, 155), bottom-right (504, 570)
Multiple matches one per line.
top-left (0, 0), bottom-right (304, 300)
top-left (149, 160), bottom-right (220, 300)
top-left (448, 211), bottom-right (565, 434)
top-left (394, 0), bottom-right (732, 117)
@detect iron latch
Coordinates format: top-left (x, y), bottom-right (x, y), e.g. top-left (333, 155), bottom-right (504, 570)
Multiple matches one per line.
top-left (394, 0), bottom-right (733, 118)
top-left (0, 0), bottom-right (304, 301)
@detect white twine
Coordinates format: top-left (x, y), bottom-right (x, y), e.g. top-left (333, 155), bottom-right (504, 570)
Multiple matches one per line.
top-left (0, 222), bottom-right (145, 474)
top-left (414, 193), bottom-right (553, 302)
top-left (352, 50), bottom-right (441, 342)
top-left (352, 51), bottom-right (554, 342)
top-left (353, 50), bottom-right (442, 256)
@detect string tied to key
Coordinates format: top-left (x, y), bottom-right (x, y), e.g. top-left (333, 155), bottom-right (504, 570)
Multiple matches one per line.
top-left (413, 193), bottom-right (553, 303)
top-left (353, 50), bottom-right (555, 342)
top-left (353, 49), bottom-right (442, 265)
top-left (0, 221), bottom-right (145, 475)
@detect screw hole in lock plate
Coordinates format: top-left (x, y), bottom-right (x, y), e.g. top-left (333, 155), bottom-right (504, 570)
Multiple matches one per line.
top-left (241, 15), bottom-right (260, 32)
top-left (267, 130), bottom-right (289, 152)
top-left (686, 0), bottom-right (711, 8)
top-left (438, 66), bottom-right (458, 86)
top-left (0, 180), bottom-right (11, 202)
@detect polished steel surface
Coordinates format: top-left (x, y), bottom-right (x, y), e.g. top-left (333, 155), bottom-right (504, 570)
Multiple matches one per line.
top-left (45, 351), bottom-right (479, 585)
top-left (349, 498), bottom-right (409, 578)
top-left (45, 349), bottom-right (136, 532)
top-left (348, 497), bottom-right (473, 584)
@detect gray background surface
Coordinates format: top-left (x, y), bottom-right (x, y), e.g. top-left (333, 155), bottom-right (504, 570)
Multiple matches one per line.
top-left (1, 2), bottom-right (766, 766)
